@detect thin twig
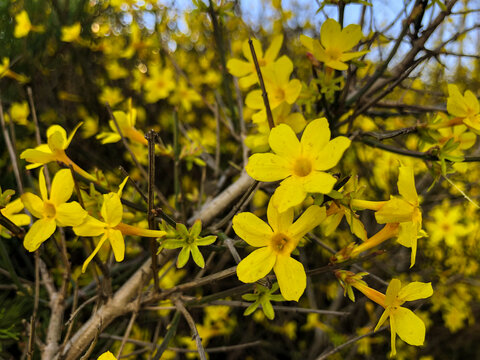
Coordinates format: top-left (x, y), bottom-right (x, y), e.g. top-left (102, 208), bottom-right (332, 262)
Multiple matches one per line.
top-left (248, 38), bottom-right (274, 129)
top-left (173, 297), bottom-right (207, 360)
top-left (146, 130), bottom-right (159, 292)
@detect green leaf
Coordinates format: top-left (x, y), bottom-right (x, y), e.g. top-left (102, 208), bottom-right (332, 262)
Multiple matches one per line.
top-left (190, 219), bottom-right (202, 238)
top-left (190, 245), bottom-right (205, 268)
top-left (196, 235), bottom-right (217, 246)
top-left (242, 294), bottom-right (258, 301)
top-left (262, 300), bottom-right (275, 320)
top-left (176, 246), bottom-right (191, 268)
top-left (176, 223), bottom-right (189, 237)
top-left (327, 190), bottom-right (343, 200)
top-left (243, 302), bottom-right (260, 316)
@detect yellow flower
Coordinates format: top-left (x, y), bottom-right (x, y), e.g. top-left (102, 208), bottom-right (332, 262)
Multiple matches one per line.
top-left (21, 168), bottom-right (87, 252)
top-left (227, 35), bottom-right (283, 89)
top-left (246, 118), bottom-right (351, 212)
top-left (96, 104), bottom-right (147, 145)
top-left (97, 351), bottom-right (117, 360)
top-left (245, 56), bottom-right (302, 111)
top-left (300, 18), bottom-right (368, 71)
top-left (5, 101), bottom-right (29, 126)
top-left (144, 65), bottom-right (176, 103)
top-left (61, 23), bottom-right (82, 42)
top-left (351, 165), bottom-right (424, 267)
top-left (426, 202), bottom-right (469, 247)
top-left (0, 198), bottom-right (30, 238)
top-left (99, 86), bottom-right (124, 107)
top-left (446, 84), bottom-right (480, 134)
top-left (73, 179), bottom-right (166, 272)
top-left (0, 58), bottom-right (29, 83)
top-left (169, 79), bottom-right (201, 111)
top-left (233, 198), bottom-right (326, 301)
top-left (20, 123), bottom-right (95, 181)
top-left (14, 10), bottom-right (44, 38)
top-left (374, 279), bottom-right (433, 357)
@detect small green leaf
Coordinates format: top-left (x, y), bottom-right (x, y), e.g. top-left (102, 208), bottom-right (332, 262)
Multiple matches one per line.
top-left (190, 245), bottom-right (205, 268)
top-left (176, 246), bottom-right (191, 268)
top-left (243, 302), bottom-right (260, 316)
top-left (190, 219), bottom-right (202, 238)
top-left (262, 300), bottom-right (275, 320)
top-left (196, 235), bottom-right (217, 246)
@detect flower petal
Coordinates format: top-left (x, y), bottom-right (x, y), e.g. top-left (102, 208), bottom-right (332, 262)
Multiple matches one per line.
top-left (50, 169), bottom-right (74, 205)
top-left (375, 197), bottom-right (414, 224)
top-left (108, 229), bottom-right (124, 262)
top-left (288, 205), bottom-right (326, 240)
top-left (394, 307), bottom-right (425, 346)
top-left (398, 282), bottom-right (433, 302)
top-left (385, 279), bottom-right (402, 306)
top-left (302, 171), bottom-right (337, 194)
top-left (273, 177), bottom-right (307, 213)
top-left (39, 167), bottom-right (48, 200)
top-left (264, 34), bottom-right (283, 62)
top-left (447, 84), bottom-right (468, 117)
top-left (46, 125), bottom-right (67, 149)
top-left (300, 118), bottom-right (331, 156)
top-left (245, 153), bottom-right (292, 182)
top-left (73, 216), bottom-right (106, 237)
top-left (274, 255), bottom-right (306, 301)
top-left (24, 218), bottom-right (56, 252)
top-left (82, 234), bottom-right (108, 273)
top-left (397, 165), bottom-right (418, 205)
top-left (269, 123), bottom-right (301, 162)
top-left (21, 192), bottom-right (44, 218)
top-left (232, 212), bottom-right (272, 247)
top-left (313, 136), bottom-right (351, 171)
top-left (101, 193), bottom-right (123, 226)
top-left (267, 198), bottom-right (293, 233)
top-left (338, 23), bottom-right (363, 52)
top-left (227, 59), bottom-right (252, 77)
top-left (320, 19), bottom-right (341, 50)
top-left (56, 201), bottom-right (87, 227)
top-left (237, 247), bottom-right (275, 283)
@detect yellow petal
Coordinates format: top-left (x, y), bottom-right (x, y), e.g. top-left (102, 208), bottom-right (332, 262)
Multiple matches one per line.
top-left (21, 192), bottom-right (44, 218)
top-left (300, 34), bottom-right (314, 53)
top-left (447, 84), bottom-right (468, 117)
top-left (66, 122), bottom-right (83, 148)
top-left (232, 213), bottom-right (273, 247)
top-left (108, 229), bottom-right (125, 262)
top-left (284, 79), bottom-right (302, 104)
top-left (288, 205), bottom-right (326, 240)
top-left (237, 247), bottom-right (276, 283)
top-left (50, 169), bottom-right (74, 205)
top-left (245, 153), bottom-right (292, 182)
top-left (20, 146), bottom-right (55, 165)
top-left (39, 167), bottom-right (48, 200)
top-left (313, 136), bottom-right (351, 171)
top-left (73, 216), bottom-right (106, 237)
top-left (242, 38), bottom-right (263, 63)
top-left (264, 35), bottom-right (283, 62)
top-left (101, 193), bottom-right (123, 226)
top-left (227, 59), bottom-right (252, 77)
top-left (398, 282), bottom-right (433, 302)
top-left (385, 279), bottom-right (402, 306)
top-left (24, 218), bottom-right (56, 252)
top-left (375, 308), bottom-right (390, 331)
top-left (375, 197), bottom-right (414, 224)
top-left (82, 234), bottom-right (108, 273)
top-left (300, 118), bottom-right (331, 156)
top-left (302, 171), bottom-right (337, 194)
top-left (56, 202), bottom-right (87, 227)
top-left (267, 197), bottom-right (293, 233)
top-left (245, 89), bottom-right (264, 110)
top-left (320, 19), bottom-right (341, 50)
top-left (394, 307), bottom-right (425, 346)
top-left (269, 123), bottom-right (301, 163)
top-left (273, 177), bottom-right (307, 213)
top-left (47, 125), bottom-right (68, 150)
top-left (465, 90), bottom-right (479, 114)
top-left (274, 255), bottom-right (306, 301)
top-left (337, 23), bottom-right (363, 52)
top-left (97, 351), bottom-right (117, 360)
top-left (390, 313), bottom-right (397, 356)
top-left (397, 165), bottom-right (418, 205)
top-left (238, 73), bottom-right (258, 89)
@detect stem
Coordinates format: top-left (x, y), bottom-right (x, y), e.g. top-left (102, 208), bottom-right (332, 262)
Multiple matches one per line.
top-left (351, 223), bottom-right (400, 257)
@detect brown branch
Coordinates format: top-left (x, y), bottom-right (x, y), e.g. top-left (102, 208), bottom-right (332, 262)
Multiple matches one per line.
top-left (173, 297), bottom-right (207, 360)
top-left (249, 38), bottom-right (274, 129)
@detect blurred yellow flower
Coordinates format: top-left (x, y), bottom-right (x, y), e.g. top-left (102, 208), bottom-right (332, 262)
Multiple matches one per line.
top-left (301, 18), bottom-right (367, 70)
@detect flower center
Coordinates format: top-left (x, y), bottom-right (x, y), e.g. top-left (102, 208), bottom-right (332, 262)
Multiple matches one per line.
top-left (293, 158), bottom-right (312, 177)
top-left (44, 201), bottom-right (56, 219)
top-left (273, 87), bottom-right (285, 102)
top-left (270, 232), bottom-right (294, 255)
top-left (325, 47), bottom-right (342, 61)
